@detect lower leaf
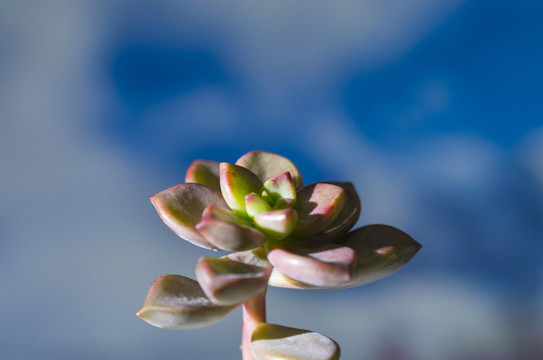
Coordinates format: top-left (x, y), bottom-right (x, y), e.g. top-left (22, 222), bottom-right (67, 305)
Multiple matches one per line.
top-left (251, 323), bottom-right (340, 360)
top-left (195, 248), bottom-right (272, 305)
top-left (268, 224), bottom-right (421, 290)
top-left (137, 274), bottom-right (238, 330)
top-left (267, 242), bottom-right (356, 287)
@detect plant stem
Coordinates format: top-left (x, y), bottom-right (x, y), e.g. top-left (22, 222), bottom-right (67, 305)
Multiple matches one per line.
top-left (241, 288), bottom-right (267, 360)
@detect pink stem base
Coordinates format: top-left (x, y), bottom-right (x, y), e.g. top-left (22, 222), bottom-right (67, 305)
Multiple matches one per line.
top-left (241, 289), bottom-right (267, 360)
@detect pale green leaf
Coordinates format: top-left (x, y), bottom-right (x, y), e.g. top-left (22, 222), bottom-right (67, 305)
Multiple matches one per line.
top-left (220, 162), bottom-right (263, 213)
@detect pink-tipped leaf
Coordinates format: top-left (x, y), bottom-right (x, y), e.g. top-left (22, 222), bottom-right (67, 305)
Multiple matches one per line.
top-left (268, 224), bottom-right (421, 290)
top-left (267, 242), bottom-right (356, 287)
top-left (196, 205), bottom-right (265, 251)
top-left (245, 192), bottom-right (272, 218)
top-left (254, 209), bottom-right (298, 240)
top-left (220, 162), bottom-right (263, 213)
top-left (195, 248), bottom-right (272, 306)
top-left (262, 172), bottom-right (297, 205)
top-left (312, 182), bottom-right (361, 243)
top-left (293, 183), bottom-right (346, 237)
top-left (136, 275), bottom-right (237, 330)
top-left (150, 183), bottom-right (229, 250)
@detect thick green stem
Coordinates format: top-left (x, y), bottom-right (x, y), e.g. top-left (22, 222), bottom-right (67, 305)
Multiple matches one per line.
top-left (241, 288), bottom-right (267, 360)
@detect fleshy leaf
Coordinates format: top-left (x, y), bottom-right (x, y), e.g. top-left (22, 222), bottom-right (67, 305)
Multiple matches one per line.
top-left (196, 205), bottom-right (265, 251)
top-left (251, 323), bottom-right (340, 360)
top-left (254, 209), bottom-right (298, 240)
top-left (136, 275), bottom-right (237, 330)
top-left (246, 193), bottom-right (272, 218)
top-left (267, 241), bottom-right (356, 287)
top-left (262, 172), bottom-right (297, 205)
top-left (220, 162), bottom-right (263, 213)
top-left (196, 221), bottom-right (265, 252)
top-left (199, 204), bottom-right (239, 223)
top-left (195, 248), bottom-right (272, 305)
top-left (313, 182), bottom-right (362, 242)
top-left (185, 160), bottom-right (221, 192)
top-left (150, 183), bottom-right (228, 250)
top-left (293, 183), bottom-right (346, 237)
top-left (268, 225), bottom-right (421, 290)
top-left (236, 151), bottom-right (303, 189)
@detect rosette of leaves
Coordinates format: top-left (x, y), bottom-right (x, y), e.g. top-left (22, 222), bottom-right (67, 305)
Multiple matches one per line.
top-left (137, 150), bottom-right (421, 360)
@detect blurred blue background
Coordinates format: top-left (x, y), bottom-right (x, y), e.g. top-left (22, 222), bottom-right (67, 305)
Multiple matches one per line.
top-left (1, 1), bottom-right (542, 359)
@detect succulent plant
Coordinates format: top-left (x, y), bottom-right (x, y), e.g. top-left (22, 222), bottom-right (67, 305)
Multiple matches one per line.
top-left (137, 150), bottom-right (421, 360)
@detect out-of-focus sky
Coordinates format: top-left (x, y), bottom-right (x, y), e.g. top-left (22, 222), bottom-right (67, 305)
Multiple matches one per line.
top-left (1, 1), bottom-right (542, 359)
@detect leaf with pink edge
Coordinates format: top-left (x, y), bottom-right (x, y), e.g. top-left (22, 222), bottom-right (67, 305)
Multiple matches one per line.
top-left (254, 209), bottom-right (298, 240)
top-left (313, 182), bottom-right (361, 243)
top-left (185, 160), bottom-right (221, 192)
top-left (195, 248), bottom-right (272, 306)
top-left (340, 224), bottom-right (422, 288)
top-left (268, 225), bottom-right (421, 290)
top-left (220, 162), bottom-right (263, 213)
top-left (266, 241), bottom-right (356, 287)
top-left (262, 172), bottom-right (297, 205)
top-left (199, 204), bottom-right (239, 223)
top-left (149, 183), bottom-right (229, 250)
top-left (136, 275), bottom-right (237, 330)
top-left (236, 150), bottom-right (303, 189)
top-left (251, 323), bottom-right (340, 360)
top-left (196, 205), bottom-right (265, 251)
top-left (293, 183), bottom-right (346, 237)
top-left (245, 193), bottom-right (272, 218)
